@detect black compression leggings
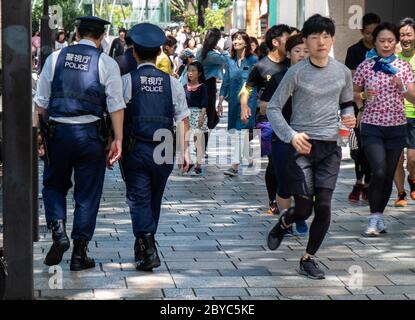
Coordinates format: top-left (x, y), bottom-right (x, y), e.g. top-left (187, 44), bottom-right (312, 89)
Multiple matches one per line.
top-left (284, 188), bottom-right (333, 256)
top-left (363, 144), bottom-right (403, 213)
top-left (265, 155), bottom-right (277, 203)
top-left (351, 129), bottom-right (371, 184)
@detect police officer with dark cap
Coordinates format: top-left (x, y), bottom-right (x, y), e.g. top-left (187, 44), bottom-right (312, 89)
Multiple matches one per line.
top-left (34, 16), bottom-right (126, 271)
top-left (115, 30), bottom-right (138, 76)
top-left (121, 23), bottom-right (190, 271)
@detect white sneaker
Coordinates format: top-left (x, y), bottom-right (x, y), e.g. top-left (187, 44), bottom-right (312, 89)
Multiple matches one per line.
top-left (377, 215), bottom-right (387, 234)
top-left (365, 215), bottom-right (380, 237)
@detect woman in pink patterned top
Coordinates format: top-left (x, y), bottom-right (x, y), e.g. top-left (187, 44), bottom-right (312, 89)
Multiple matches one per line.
top-left (354, 22), bottom-right (415, 237)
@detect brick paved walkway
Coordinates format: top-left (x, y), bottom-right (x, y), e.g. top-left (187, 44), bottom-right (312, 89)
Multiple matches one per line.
top-left (32, 110), bottom-right (415, 301)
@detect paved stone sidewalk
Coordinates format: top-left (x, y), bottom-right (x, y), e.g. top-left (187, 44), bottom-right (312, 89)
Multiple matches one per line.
top-left (33, 115), bottom-right (415, 301)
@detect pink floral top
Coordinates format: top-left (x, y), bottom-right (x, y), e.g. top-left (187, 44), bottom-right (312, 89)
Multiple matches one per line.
top-left (353, 57), bottom-right (415, 126)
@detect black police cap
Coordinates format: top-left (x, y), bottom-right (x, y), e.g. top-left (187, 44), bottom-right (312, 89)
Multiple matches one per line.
top-left (129, 23), bottom-right (166, 49)
top-left (76, 16), bottom-right (111, 30)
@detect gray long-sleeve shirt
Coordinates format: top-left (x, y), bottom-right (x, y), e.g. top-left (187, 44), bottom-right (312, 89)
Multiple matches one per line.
top-left (266, 57), bottom-right (354, 144)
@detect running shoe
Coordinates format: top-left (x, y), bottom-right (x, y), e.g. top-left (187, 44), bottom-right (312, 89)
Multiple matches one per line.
top-left (394, 192), bottom-right (408, 207)
top-left (408, 177), bottom-right (415, 200)
top-left (190, 167), bottom-right (203, 176)
top-left (299, 257), bottom-right (325, 280)
top-left (365, 215), bottom-right (380, 237)
top-left (348, 184), bottom-right (362, 202)
top-left (295, 220), bottom-right (308, 236)
top-left (267, 210), bottom-right (291, 250)
top-left (224, 167), bottom-right (238, 177)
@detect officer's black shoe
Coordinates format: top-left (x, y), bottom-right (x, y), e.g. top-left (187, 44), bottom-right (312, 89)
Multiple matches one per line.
top-left (70, 239), bottom-right (96, 271)
top-left (134, 238), bottom-right (144, 262)
top-left (136, 233), bottom-right (161, 272)
top-left (267, 208), bottom-right (293, 251)
top-left (44, 219), bottom-right (70, 266)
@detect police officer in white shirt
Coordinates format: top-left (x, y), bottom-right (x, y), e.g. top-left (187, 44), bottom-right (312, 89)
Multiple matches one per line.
top-left (121, 22), bottom-right (190, 271)
top-left (34, 16), bottom-right (126, 271)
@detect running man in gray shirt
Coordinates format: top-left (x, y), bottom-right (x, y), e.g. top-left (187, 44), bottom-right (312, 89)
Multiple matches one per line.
top-left (265, 14), bottom-right (356, 280)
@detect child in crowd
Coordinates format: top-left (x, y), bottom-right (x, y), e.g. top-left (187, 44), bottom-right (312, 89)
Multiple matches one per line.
top-left (183, 61), bottom-right (209, 175)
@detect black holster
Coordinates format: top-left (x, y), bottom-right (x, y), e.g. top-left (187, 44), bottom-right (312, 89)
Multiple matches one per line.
top-left (38, 115), bottom-right (56, 165)
top-left (97, 115), bottom-right (112, 145)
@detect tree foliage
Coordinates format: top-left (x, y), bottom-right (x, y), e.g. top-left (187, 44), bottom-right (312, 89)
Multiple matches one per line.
top-left (171, 0), bottom-right (230, 28)
top-left (101, 4), bottom-right (133, 33)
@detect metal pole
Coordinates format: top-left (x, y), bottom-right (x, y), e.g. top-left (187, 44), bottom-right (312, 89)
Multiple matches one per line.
top-left (99, 0), bottom-right (104, 16)
top-left (109, 0), bottom-right (116, 25)
top-left (40, 0), bottom-right (53, 71)
top-left (118, 0), bottom-right (126, 24)
top-left (32, 127), bottom-right (39, 243)
top-left (2, 0), bottom-right (34, 299)
top-left (105, 0), bottom-right (110, 21)
top-left (297, 0), bottom-right (305, 29)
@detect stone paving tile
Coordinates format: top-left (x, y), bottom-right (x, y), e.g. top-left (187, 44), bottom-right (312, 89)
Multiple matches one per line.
top-left (172, 275), bottom-right (248, 288)
top-left (194, 288), bottom-right (249, 297)
top-left (377, 285), bottom-right (415, 295)
top-left (330, 295), bottom-right (369, 300)
top-left (126, 273), bottom-right (175, 289)
top-left (244, 276), bottom-right (344, 288)
top-left (163, 288), bottom-right (195, 298)
top-left (35, 276), bottom-right (126, 290)
top-left (278, 287), bottom-right (350, 297)
top-left (368, 294), bottom-right (409, 300)
top-left (94, 288), bottom-right (164, 299)
top-left (39, 289), bottom-right (95, 300)
top-left (282, 295), bottom-right (332, 300)
top-left (247, 288), bottom-right (279, 297)
top-left (166, 261), bottom-right (236, 270)
top-left (384, 273), bottom-right (415, 285)
top-left (219, 268), bottom-right (272, 277)
top-left (240, 296), bottom-right (280, 300)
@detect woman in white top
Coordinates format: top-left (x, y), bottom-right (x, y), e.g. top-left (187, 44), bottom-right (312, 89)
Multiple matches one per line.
top-left (55, 31), bottom-right (68, 51)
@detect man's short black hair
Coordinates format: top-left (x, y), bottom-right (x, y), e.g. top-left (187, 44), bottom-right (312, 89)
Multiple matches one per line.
top-left (362, 13), bottom-right (381, 30)
top-left (301, 14), bottom-right (335, 38)
top-left (399, 17), bottom-right (415, 31)
top-left (78, 25), bottom-right (104, 40)
top-left (265, 24), bottom-right (291, 50)
top-left (372, 22), bottom-right (400, 45)
top-left (133, 44), bottom-right (161, 61)
top-left (119, 27), bottom-right (127, 34)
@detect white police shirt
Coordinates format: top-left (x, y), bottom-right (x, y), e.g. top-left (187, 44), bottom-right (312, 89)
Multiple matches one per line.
top-left (122, 63), bottom-right (190, 122)
top-left (34, 39), bottom-right (126, 124)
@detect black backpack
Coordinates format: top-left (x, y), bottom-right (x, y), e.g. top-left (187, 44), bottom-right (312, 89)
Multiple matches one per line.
top-left (0, 247), bottom-right (7, 300)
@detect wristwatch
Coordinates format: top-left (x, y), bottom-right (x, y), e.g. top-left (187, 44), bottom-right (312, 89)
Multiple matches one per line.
top-left (401, 84), bottom-right (408, 94)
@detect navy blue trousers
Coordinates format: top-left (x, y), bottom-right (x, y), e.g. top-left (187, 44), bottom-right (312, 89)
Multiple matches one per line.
top-left (42, 123), bottom-right (106, 241)
top-left (123, 141), bottom-right (174, 237)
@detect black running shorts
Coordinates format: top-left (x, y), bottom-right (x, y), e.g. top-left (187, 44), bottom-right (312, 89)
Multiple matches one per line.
top-left (285, 140), bottom-right (342, 196)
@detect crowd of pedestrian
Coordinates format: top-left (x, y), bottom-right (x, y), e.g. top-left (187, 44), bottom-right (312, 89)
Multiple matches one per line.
top-left (33, 11), bottom-right (415, 281)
